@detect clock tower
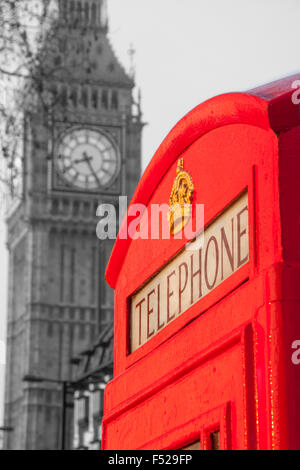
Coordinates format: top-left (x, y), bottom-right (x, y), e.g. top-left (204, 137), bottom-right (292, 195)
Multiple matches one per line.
top-left (3, 0), bottom-right (143, 450)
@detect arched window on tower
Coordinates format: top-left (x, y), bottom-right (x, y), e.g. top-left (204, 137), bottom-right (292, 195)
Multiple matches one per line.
top-left (62, 0), bottom-right (68, 19)
top-left (58, 0), bottom-right (63, 17)
top-left (84, 2), bottom-right (89, 24)
top-left (77, 2), bottom-right (82, 22)
top-left (101, 89), bottom-right (108, 109)
top-left (91, 3), bottom-right (96, 24)
top-left (70, 88), bottom-right (78, 107)
top-left (70, 0), bottom-right (75, 24)
top-left (52, 199), bottom-right (59, 215)
top-left (81, 88), bottom-right (88, 107)
top-left (111, 90), bottom-right (119, 110)
top-left (92, 89), bottom-right (98, 109)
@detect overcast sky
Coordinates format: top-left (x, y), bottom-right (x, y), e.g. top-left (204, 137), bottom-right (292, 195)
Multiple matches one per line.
top-left (1, 0), bottom-right (300, 424)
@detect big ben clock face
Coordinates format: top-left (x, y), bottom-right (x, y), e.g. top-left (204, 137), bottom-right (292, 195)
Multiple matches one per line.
top-left (56, 128), bottom-right (120, 190)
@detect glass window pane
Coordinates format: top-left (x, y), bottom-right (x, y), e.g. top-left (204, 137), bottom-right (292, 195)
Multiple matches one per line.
top-left (210, 430), bottom-right (220, 450)
top-left (182, 441), bottom-right (200, 450)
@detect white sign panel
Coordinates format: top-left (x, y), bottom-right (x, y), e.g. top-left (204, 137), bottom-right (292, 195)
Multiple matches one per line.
top-left (130, 192), bottom-right (249, 353)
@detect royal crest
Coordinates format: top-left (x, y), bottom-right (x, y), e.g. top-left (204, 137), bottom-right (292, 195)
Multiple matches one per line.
top-left (167, 158), bottom-right (194, 235)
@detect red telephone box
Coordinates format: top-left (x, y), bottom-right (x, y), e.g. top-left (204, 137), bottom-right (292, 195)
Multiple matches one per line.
top-left (102, 75), bottom-right (300, 450)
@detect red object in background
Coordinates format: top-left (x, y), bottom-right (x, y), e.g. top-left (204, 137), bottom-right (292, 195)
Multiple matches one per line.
top-left (103, 74), bottom-right (300, 450)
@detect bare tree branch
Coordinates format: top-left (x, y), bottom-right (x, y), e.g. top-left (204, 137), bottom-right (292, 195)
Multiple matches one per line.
top-left (0, 0), bottom-right (95, 211)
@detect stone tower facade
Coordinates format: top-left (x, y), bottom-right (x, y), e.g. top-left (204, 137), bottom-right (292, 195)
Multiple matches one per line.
top-left (3, 0), bottom-right (143, 449)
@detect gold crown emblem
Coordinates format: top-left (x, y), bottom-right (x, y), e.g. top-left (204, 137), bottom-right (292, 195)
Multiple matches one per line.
top-left (167, 158), bottom-right (194, 235)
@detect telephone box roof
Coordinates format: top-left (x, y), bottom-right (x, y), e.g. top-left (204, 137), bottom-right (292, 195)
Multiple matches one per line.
top-left (105, 73), bottom-right (300, 288)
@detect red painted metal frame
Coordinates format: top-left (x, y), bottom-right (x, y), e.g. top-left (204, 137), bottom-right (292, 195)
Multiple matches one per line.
top-left (103, 74), bottom-right (300, 450)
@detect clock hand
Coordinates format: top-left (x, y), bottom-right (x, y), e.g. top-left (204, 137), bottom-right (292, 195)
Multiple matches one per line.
top-left (82, 152), bottom-right (101, 186)
top-left (74, 155), bottom-right (93, 164)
